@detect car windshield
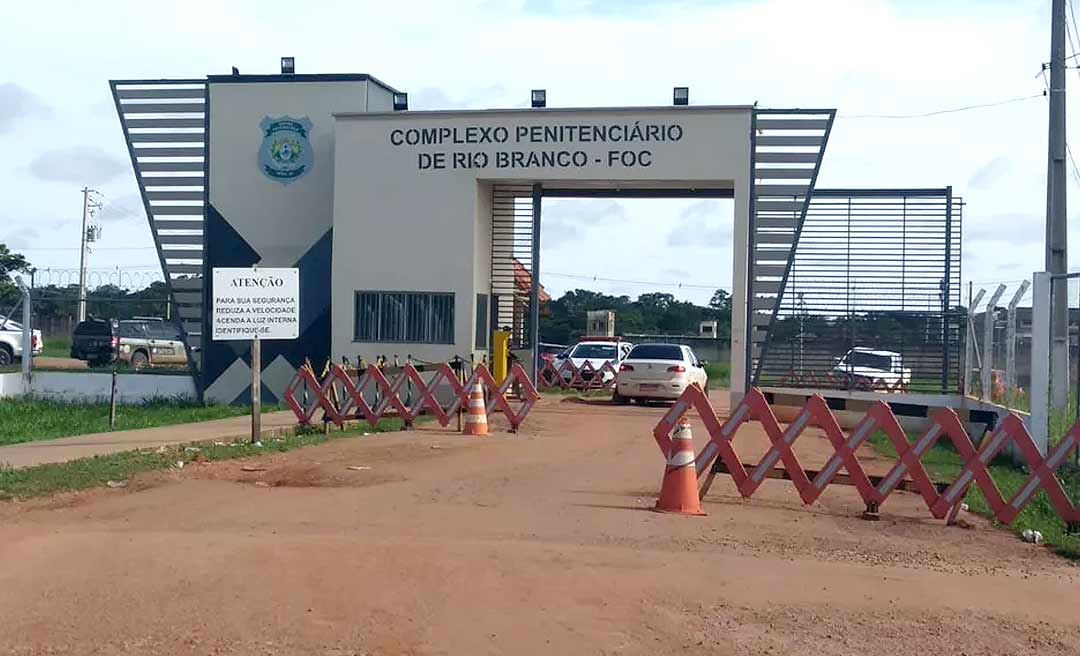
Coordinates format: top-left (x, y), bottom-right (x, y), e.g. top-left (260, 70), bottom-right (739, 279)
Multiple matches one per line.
top-left (846, 351), bottom-right (892, 371)
top-left (571, 344), bottom-right (617, 359)
top-left (627, 344), bottom-right (683, 360)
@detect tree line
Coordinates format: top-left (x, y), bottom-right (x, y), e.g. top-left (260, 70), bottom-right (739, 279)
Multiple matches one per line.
top-left (539, 288), bottom-right (732, 345)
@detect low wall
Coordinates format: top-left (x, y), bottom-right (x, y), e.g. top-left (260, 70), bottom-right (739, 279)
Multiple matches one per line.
top-left (622, 335), bottom-right (731, 363)
top-left (0, 371), bottom-right (197, 404)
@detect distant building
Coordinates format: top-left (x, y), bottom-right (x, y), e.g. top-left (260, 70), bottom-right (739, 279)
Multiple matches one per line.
top-left (699, 320), bottom-right (720, 339)
top-left (586, 310), bottom-right (615, 337)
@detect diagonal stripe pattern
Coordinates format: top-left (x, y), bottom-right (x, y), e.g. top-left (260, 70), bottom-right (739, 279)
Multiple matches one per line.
top-left (653, 385), bottom-right (1080, 525)
top-left (282, 362), bottom-right (539, 432)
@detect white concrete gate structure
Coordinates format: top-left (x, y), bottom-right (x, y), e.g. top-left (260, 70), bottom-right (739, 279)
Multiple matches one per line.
top-left (330, 106), bottom-right (834, 402)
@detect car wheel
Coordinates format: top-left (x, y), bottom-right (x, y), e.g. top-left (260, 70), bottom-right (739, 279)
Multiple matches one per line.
top-left (130, 350), bottom-right (149, 370)
top-left (0, 345), bottom-right (11, 367)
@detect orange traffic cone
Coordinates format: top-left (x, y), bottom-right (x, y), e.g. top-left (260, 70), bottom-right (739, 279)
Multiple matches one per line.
top-left (654, 417), bottom-right (705, 515)
top-left (462, 381), bottom-right (489, 436)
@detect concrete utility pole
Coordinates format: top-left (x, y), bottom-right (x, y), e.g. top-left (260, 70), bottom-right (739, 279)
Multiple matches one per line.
top-left (77, 187), bottom-right (100, 322)
top-left (1047, 0), bottom-right (1069, 409)
top-left (77, 187), bottom-right (91, 322)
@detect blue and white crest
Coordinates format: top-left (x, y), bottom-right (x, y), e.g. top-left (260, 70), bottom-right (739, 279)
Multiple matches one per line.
top-left (258, 115), bottom-right (314, 184)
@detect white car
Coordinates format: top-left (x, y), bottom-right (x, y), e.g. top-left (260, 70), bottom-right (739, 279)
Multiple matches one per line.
top-left (832, 348), bottom-right (911, 389)
top-left (614, 343), bottom-right (708, 403)
top-left (553, 339), bottom-right (633, 384)
top-left (0, 315), bottom-right (43, 367)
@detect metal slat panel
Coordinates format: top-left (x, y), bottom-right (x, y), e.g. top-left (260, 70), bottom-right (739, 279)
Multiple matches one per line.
top-left (754, 189), bottom-right (963, 394)
top-left (754, 233), bottom-right (795, 245)
top-left (171, 277), bottom-right (203, 290)
top-left (134, 147), bottom-right (205, 158)
top-left (161, 248), bottom-right (203, 259)
top-left (176, 305), bottom-right (202, 319)
top-left (173, 292), bottom-right (202, 305)
top-left (117, 88), bottom-right (205, 100)
top-left (753, 264), bottom-right (787, 277)
top-left (154, 220), bottom-right (203, 231)
top-left (159, 234), bottom-right (202, 245)
top-left (124, 118), bottom-right (204, 129)
top-left (141, 176), bottom-right (204, 187)
top-left (755, 119), bottom-right (830, 130)
top-left (182, 321), bottom-right (202, 334)
top-left (168, 263), bottom-right (203, 274)
top-left (754, 281), bottom-right (782, 294)
top-left (122, 102), bottom-right (204, 114)
top-left (756, 200), bottom-right (804, 212)
top-left (755, 168), bottom-right (814, 179)
top-left (129, 132), bottom-right (206, 143)
top-left (151, 205), bottom-right (205, 216)
top-left (755, 185), bottom-right (809, 196)
top-left (756, 135), bottom-right (824, 147)
top-left (753, 297), bottom-right (780, 311)
top-left (185, 334), bottom-right (202, 348)
top-left (147, 190), bottom-right (204, 201)
top-left (756, 152), bottom-right (819, 164)
top-left (137, 161), bottom-right (205, 172)
top-left (754, 217), bottom-right (798, 229)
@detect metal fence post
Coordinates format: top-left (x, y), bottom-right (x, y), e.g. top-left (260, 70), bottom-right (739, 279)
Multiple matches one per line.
top-left (1031, 272), bottom-right (1051, 455)
top-left (982, 284), bottom-right (1006, 402)
top-left (964, 287), bottom-right (986, 397)
top-left (1006, 280), bottom-right (1030, 394)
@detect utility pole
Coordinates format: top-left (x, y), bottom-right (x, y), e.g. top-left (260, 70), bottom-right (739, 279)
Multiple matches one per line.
top-left (1047, 0), bottom-right (1069, 409)
top-left (77, 187), bottom-right (101, 322)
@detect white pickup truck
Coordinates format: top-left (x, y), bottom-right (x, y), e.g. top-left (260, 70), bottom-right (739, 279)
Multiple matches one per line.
top-left (832, 347), bottom-right (911, 389)
top-left (0, 315), bottom-right (43, 367)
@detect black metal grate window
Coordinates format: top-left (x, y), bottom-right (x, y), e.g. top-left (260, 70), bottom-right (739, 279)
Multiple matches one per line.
top-left (754, 189), bottom-right (963, 394)
top-left (354, 291), bottom-right (455, 344)
top-left (491, 184), bottom-right (536, 349)
top-left (475, 294), bottom-right (489, 349)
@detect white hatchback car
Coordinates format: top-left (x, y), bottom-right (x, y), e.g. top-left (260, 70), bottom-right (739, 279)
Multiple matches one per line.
top-left (614, 343), bottom-right (708, 403)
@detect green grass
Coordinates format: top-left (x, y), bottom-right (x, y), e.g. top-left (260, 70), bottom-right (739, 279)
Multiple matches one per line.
top-left (705, 362), bottom-right (731, 389)
top-left (0, 418), bottom-right (404, 501)
top-left (0, 397), bottom-right (285, 446)
top-left (40, 336), bottom-right (70, 358)
top-left (868, 430), bottom-right (1080, 560)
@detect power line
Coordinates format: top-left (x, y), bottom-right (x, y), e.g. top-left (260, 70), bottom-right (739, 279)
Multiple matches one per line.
top-left (543, 270), bottom-right (730, 292)
top-left (840, 93), bottom-right (1044, 120)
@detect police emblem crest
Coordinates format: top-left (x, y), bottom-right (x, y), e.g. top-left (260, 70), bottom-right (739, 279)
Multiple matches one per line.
top-left (258, 116), bottom-right (314, 183)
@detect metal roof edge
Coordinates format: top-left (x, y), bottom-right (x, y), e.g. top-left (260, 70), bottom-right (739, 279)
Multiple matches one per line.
top-left (333, 104), bottom-right (756, 119)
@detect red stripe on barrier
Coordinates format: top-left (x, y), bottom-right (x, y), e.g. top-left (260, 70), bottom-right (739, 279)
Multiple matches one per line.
top-left (653, 385), bottom-right (1080, 526)
top-left (282, 362), bottom-right (538, 432)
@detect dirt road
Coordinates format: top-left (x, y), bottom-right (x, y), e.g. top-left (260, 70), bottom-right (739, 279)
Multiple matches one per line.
top-left (1, 392), bottom-right (1077, 655)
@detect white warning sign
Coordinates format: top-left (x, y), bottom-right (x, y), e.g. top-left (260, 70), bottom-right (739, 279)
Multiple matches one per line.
top-left (211, 267), bottom-right (300, 341)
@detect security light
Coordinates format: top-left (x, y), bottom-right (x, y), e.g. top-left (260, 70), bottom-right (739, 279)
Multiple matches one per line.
top-left (281, 57), bottom-right (295, 75)
top-left (393, 92), bottom-right (408, 111)
top-left (673, 87), bottom-right (689, 106)
top-left (531, 89), bottom-right (546, 108)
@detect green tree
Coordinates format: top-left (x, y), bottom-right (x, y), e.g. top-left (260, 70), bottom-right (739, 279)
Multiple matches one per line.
top-left (0, 243), bottom-right (32, 309)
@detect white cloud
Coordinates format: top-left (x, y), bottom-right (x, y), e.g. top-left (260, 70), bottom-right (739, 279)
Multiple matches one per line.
top-left (667, 201), bottom-right (732, 248)
top-left (0, 83), bottom-right (51, 133)
top-left (968, 156), bottom-right (1012, 190)
top-left (28, 146), bottom-right (127, 185)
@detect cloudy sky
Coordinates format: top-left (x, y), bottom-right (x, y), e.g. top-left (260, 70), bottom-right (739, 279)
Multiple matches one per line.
top-left (0, 0), bottom-right (1071, 305)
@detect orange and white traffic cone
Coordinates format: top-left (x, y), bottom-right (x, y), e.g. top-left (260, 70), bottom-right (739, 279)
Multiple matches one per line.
top-left (654, 417), bottom-right (705, 515)
top-left (462, 381), bottom-right (489, 436)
